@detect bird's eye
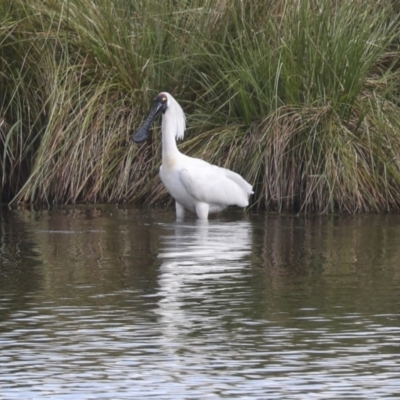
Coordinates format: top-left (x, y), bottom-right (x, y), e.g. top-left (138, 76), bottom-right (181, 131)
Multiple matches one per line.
top-left (162, 97), bottom-right (167, 103)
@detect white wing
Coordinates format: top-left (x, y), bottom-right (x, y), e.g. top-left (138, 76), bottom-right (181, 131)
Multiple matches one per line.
top-left (179, 162), bottom-right (253, 207)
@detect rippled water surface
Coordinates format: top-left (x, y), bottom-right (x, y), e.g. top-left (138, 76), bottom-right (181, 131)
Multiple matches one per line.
top-left (0, 206), bottom-right (400, 399)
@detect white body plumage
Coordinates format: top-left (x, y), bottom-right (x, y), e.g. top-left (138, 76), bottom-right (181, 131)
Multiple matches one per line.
top-left (133, 92), bottom-right (253, 220)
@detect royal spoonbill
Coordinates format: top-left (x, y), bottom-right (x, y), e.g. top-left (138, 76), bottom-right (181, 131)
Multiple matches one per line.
top-left (132, 92), bottom-right (253, 220)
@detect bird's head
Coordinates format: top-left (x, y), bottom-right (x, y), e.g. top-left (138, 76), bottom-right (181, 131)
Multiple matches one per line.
top-left (132, 92), bottom-right (185, 143)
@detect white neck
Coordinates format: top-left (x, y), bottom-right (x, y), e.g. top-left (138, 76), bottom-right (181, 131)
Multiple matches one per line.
top-left (162, 112), bottom-right (180, 160)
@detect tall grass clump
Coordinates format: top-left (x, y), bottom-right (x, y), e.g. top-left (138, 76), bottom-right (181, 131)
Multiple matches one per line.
top-left (187, 0), bottom-right (400, 212)
top-left (1, 0), bottom-right (400, 212)
top-left (0, 2), bottom-right (45, 200)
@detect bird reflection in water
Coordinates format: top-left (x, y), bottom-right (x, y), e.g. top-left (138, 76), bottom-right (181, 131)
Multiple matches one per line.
top-left (154, 220), bottom-right (252, 344)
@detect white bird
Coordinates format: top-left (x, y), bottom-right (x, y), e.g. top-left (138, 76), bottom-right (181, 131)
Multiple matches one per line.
top-left (133, 92), bottom-right (253, 220)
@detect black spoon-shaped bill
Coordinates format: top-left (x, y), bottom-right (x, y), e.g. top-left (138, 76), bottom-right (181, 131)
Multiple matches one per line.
top-left (132, 102), bottom-right (163, 143)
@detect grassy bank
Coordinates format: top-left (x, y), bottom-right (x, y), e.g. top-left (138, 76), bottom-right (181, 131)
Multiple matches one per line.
top-left (1, 0), bottom-right (400, 212)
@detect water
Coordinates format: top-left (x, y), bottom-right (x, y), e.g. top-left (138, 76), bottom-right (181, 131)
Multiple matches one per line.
top-left (0, 206), bottom-right (400, 399)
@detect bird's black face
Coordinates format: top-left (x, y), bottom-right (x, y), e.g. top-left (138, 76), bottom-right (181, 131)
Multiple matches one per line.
top-left (157, 93), bottom-right (168, 114)
top-left (132, 94), bottom-right (168, 143)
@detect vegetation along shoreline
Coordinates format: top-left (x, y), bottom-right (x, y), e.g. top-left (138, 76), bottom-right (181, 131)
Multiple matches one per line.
top-left (1, 0), bottom-right (400, 212)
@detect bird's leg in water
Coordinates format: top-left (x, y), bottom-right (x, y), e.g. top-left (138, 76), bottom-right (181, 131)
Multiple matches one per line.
top-left (175, 202), bottom-right (185, 220)
top-left (195, 202), bottom-right (209, 220)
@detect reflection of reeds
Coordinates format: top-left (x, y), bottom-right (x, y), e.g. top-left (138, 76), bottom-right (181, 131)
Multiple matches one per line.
top-left (260, 214), bottom-right (400, 282)
top-left (1, 1), bottom-right (400, 212)
top-left (14, 207), bottom-right (161, 299)
top-left (257, 214), bottom-right (400, 321)
top-left (0, 207), bottom-right (42, 294)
